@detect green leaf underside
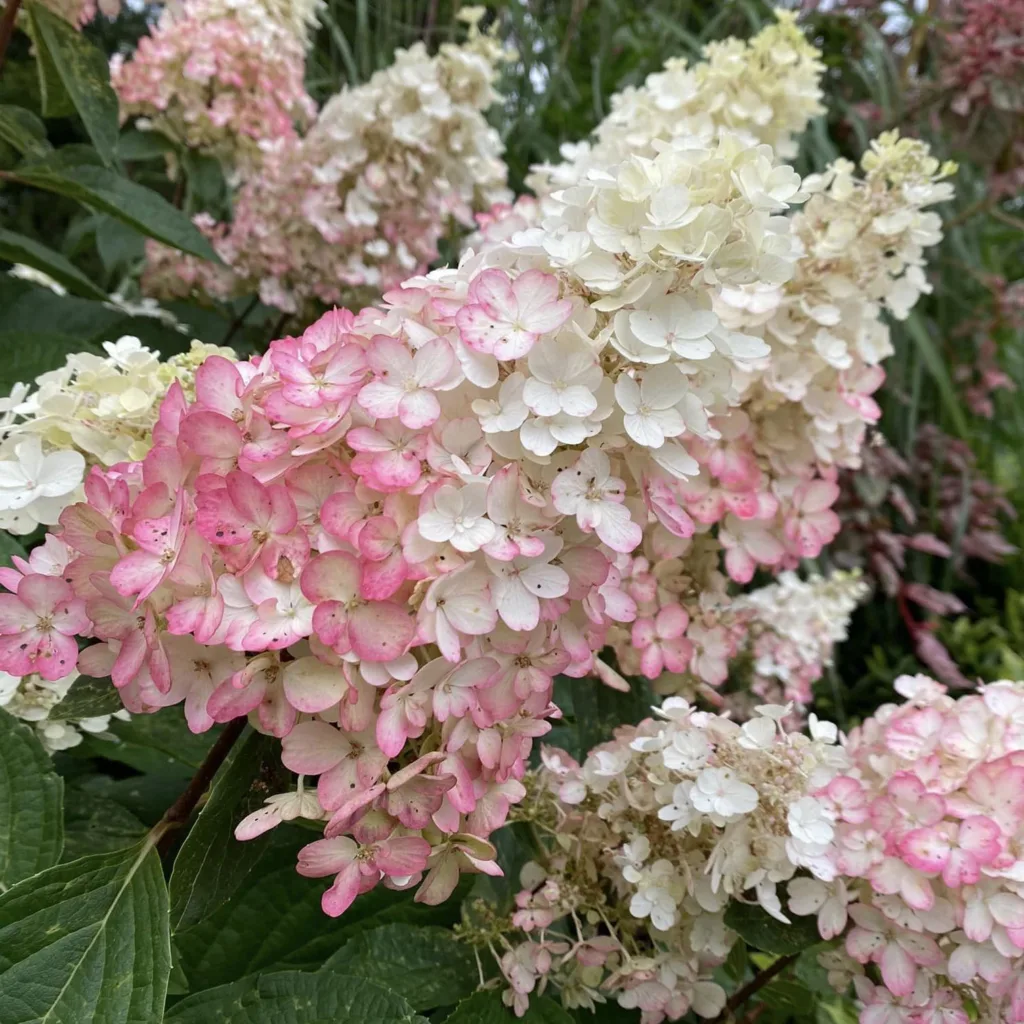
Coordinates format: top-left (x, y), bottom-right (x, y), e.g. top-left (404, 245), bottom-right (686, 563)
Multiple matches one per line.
top-left (165, 971), bottom-right (427, 1024)
top-left (323, 924), bottom-right (478, 1010)
top-left (0, 842), bottom-right (171, 1024)
top-left (0, 707), bottom-right (64, 888)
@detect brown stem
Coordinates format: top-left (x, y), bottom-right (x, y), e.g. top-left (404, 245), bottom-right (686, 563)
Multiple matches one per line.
top-left (154, 718), bottom-right (246, 856)
top-left (0, 0), bottom-right (23, 77)
top-left (714, 953), bottom-right (798, 1023)
top-left (221, 294), bottom-right (259, 347)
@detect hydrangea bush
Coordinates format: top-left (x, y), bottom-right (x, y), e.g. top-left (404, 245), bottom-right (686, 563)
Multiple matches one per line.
top-left (0, 3), bottom-right (1018, 1024)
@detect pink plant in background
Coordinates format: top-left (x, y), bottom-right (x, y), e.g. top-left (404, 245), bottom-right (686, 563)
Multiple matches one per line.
top-left (834, 425), bottom-right (1017, 687)
top-left (942, 0), bottom-right (1024, 119)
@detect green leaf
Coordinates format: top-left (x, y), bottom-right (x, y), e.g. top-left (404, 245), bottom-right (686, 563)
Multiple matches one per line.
top-left (0, 286), bottom-right (121, 339)
top-left (0, 842), bottom-right (171, 1023)
top-left (0, 227), bottom-right (108, 300)
top-left (49, 675), bottom-right (124, 720)
top-left (79, 771), bottom-right (191, 828)
top-left (96, 216), bottom-right (145, 275)
top-left (758, 978), bottom-right (813, 1018)
top-left (175, 829), bottom-right (466, 990)
top-left (98, 707), bottom-right (221, 776)
top-left (117, 129), bottom-right (176, 162)
top-left (0, 707), bottom-right (64, 888)
top-left (26, 2), bottom-right (119, 165)
top-left (168, 729), bottom-right (290, 931)
top-left (165, 971), bottom-right (427, 1024)
top-left (11, 160), bottom-right (222, 262)
top-left (558, 671), bottom-right (654, 760)
top-left (444, 991), bottom-right (574, 1024)
top-left (0, 105), bottom-right (51, 159)
top-left (724, 902), bottom-right (823, 956)
top-left (61, 786), bottom-right (147, 861)
top-left (0, 532), bottom-right (27, 566)
top-left (0, 330), bottom-right (102, 397)
top-left (903, 313), bottom-right (970, 439)
top-left (323, 924), bottom-right (478, 1011)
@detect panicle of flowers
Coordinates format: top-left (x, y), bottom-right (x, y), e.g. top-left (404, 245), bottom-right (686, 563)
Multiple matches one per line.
top-left (144, 11), bottom-right (513, 314)
top-left (0, 337), bottom-right (235, 534)
top-left (788, 674), bottom-right (1024, 1023)
top-left (716, 130), bottom-right (957, 479)
top-left (469, 700), bottom-right (847, 1020)
top-left (0, 128), bottom-right (815, 913)
top-left (110, 0), bottom-right (316, 174)
top-left (730, 569), bottom-right (868, 709)
top-left (478, 130), bottom-right (952, 626)
top-left (527, 10), bottom-right (825, 195)
top-left (833, 425), bottom-right (1017, 687)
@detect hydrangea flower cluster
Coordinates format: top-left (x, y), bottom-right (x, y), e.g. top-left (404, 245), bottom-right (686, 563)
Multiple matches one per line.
top-left (0, 337), bottom-right (234, 534)
top-left (527, 10), bottom-right (825, 197)
top-left (593, 522), bottom-right (866, 709)
top-left (143, 11), bottom-right (512, 313)
top-left (718, 131), bottom-right (956, 471)
top-left (467, 700), bottom-right (847, 1020)
top-left (0, 124), bottom-right (817, 913)
top-left (788, 675), bottom-right (1024, 1023)
top-left (111, 0), bottom-right (317, 174)
top-left (481, 126), bottom-right (952, 619)
top-left (729, 569), bottom-right (868, 709)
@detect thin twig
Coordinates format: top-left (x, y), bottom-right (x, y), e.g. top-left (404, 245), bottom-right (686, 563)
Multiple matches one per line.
top-left (0, 0), bottom-right (23, 77)
top-left (221, 295), bottom-right (259, 347)
top-left (154, 718), bottom-right (246, 856)
top-left (713, 953), bottom-right (798, 1023)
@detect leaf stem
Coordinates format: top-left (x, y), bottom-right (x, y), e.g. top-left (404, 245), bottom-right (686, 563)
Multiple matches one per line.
top-left (0, 0), bottom-right (22, 76)
top-left (153, 718), bottom-right (247, 856)
top-left (714, 953), bottom-right (798, 1023)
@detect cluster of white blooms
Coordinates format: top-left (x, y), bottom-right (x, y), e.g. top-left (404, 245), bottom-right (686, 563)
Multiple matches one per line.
top-left (0, 668), bottom-right (128, 753)
top-left (0, 338), bottom-right (234, 534)
top-left (717, 131), bottom-right (958, 474)
top-left (473, 700), bottom-right (847, 1020)
top-left (144, 10), bottom-right (513, 313)
top-left (731, 570), bottom-right (869, 708)
top-left (477, 129), bottom-right (953, 607)
top-left (527, 10), bottom-right (825, 196)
